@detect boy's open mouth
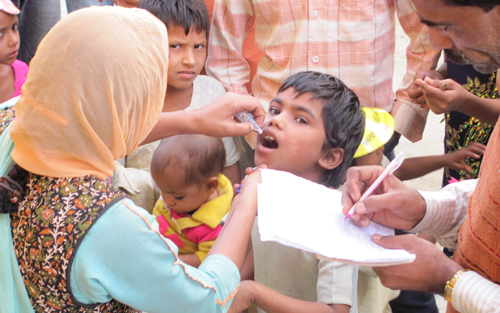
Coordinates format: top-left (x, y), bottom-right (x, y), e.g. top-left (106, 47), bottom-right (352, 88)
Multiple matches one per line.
top-left (262, 135), bottom-right (278, 149)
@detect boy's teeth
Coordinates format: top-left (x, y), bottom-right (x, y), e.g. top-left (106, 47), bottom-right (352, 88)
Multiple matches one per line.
top-left (265, 135), bottom-right (275, 142)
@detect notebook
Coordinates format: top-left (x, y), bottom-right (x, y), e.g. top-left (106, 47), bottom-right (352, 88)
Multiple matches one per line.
top-left (257, 169), bottom-right (415, 266)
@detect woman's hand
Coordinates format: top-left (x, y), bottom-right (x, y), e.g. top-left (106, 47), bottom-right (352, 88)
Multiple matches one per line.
top-left (189, 93), bottom-right (265, 138)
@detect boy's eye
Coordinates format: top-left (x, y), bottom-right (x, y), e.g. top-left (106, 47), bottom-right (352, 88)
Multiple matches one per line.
top-left (269, 107), bottom-right (280, 115)
top-left (295, 116), bottom-right (308, 124)
top-left (170, 44), bottom-right (180, 49)
top-left (174, 196), bottom-right (184, 200)
top-left (12, 23), bottom-right (18, 31)
top-left (194, 44), bottom-right (205, 49)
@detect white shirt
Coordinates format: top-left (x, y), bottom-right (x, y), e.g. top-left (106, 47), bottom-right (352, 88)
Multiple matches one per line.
top-left (412, 179), bottom-right (500, 312)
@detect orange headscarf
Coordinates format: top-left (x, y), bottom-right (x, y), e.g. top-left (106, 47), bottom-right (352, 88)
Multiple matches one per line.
top-left (10, 6), bottom-right (168, 179)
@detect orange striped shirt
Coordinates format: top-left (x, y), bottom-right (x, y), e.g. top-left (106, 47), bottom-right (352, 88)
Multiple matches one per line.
top-left (206, 0), bottom-right (441, 142)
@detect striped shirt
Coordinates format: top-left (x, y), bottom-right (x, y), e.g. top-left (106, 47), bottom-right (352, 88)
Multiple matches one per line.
top-left (206, 0), bottom-right (441, 142)
top-left (415, 179), bottom-right (500, 312)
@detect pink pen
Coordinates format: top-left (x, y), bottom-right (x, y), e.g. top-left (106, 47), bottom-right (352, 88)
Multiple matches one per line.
top-left (344, 153), bottom-right (405, 220)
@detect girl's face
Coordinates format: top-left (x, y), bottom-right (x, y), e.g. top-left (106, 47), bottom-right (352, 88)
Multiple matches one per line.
top-left (0, 11), bottom-right (19, 65)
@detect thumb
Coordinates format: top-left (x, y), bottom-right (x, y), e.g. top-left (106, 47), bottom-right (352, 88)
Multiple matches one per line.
top-left (230, 122), bottom-right (254, 136)
top-left (372, 234), bottom-right (405, 250)
top-left (424, 77), bottom-right (441, 88)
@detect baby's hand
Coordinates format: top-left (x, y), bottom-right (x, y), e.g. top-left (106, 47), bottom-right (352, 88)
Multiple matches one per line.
top-left (445, 143), bottom-right (486, 172)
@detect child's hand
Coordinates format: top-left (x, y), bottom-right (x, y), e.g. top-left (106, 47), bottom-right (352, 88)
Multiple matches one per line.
top-left (228, 281), bottom-right (257, 313)
top-left (444, 143), bottom-right (486, 172)
top-left (408, 70), bottom-right (444, 107)
top-left (415, 77), bottom-right (469, 115)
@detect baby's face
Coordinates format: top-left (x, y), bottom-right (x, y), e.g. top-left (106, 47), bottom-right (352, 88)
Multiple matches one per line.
top-left (255, 88), bottom-right (328, 182)
top-left (155, 168), bottom-right (212, 214)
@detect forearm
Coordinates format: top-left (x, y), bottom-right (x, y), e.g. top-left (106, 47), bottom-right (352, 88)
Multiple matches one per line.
top-left (179, 254), bottom-right (201, 268)
top-left (411, 179), bottom-right (477, 247)
top-left (456, 93), bottom-right (500, 125)
top-left (452, 271), bottom-right (500, 313)
top-left (249, 282), bottom-right (348, 313)
top-left (395, 156), bottom-right (447, 181)
top-left (393, 0), bottom-right (441, 142)
top-left (240, 249), bottom-right (254, 281)
top-left (141, 111), bottom-right (193, 145)
top-left (205, 0), bottom-right (254, 94)
top-left (208, 182), bottom-right (257, 270)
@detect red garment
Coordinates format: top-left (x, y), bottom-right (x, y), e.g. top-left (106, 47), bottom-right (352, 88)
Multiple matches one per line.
top-left (11, 59), bottom-right (29, 98)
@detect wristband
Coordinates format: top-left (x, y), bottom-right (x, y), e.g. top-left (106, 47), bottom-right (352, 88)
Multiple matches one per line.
top-left (444, 269), bottom-right (470, 303)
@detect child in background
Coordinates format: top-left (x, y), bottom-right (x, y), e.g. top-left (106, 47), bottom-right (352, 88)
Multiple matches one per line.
top-left (151, 134), bottom-right (233, 268)
top-left (351, 107), bottom-right (486, 182)
top-left (0, 0), bottom-right (28, 103)
top-left (231, 71), bottom-right (365, 313)
top-left (114, 0), bottom-right (243, 212)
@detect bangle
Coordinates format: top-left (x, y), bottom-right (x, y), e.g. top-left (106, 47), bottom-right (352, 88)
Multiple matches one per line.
top-left (444, 269), bottom-right (470, 303)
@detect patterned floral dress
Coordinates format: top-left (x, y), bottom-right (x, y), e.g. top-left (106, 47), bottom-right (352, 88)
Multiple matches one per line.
top-left (442, 62), bottom-right (497, 186)
top-left (1, 107), bottom-right (137, 313)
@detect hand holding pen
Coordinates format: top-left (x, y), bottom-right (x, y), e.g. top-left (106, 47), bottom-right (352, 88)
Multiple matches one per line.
top-left (344, 153), bottom-right (405, 220)
top-left (341, 153), bottom-right (427, 231)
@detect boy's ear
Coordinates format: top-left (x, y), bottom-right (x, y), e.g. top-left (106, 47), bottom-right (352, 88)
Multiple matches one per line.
top-left (205, 176), bottom-right (220, 193)
top-left (318, 148), bottom-right (344, 170)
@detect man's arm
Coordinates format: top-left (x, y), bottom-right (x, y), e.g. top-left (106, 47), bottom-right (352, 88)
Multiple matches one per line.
top-left (372, 235), bottom-right (500, 313)
top-left (205, 0), bottom-right (255, 95)
top-left (411, 179), bottom-right (477, 249)
top-left (391, 0), bottom-right (441, 143)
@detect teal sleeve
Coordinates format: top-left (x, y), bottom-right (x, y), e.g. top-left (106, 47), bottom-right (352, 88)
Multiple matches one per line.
top-left (70, 199), bottom-right (240, 313)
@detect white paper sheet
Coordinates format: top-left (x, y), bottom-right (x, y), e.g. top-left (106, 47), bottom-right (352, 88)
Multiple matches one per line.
top-left (257, 169), bottom-right (415, 266)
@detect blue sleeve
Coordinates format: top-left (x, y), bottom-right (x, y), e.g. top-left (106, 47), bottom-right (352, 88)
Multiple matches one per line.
top-left (70, 199), bottom-right (240, 313)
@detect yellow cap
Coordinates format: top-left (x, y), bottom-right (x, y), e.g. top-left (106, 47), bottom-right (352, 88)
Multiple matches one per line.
top-left (354, 108), bottom-right (395, 158)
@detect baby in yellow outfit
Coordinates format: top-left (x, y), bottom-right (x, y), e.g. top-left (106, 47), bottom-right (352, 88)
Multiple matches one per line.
top-left (151, 134), bottom-right (233, 268)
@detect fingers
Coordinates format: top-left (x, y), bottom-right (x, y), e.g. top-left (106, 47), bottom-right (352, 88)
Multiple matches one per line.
top-left (233, 93), bottom-right (265, 125)
top-left (244, 164), bottom-right (268, 175)
top-left (342, 166), bottom-right (386, 213)
top-left (466, 142), bottom-right (487, 155)
top-left (227, 122), bottom-right (254, 137)
top-left (372, 234), bottom-right (412, 250)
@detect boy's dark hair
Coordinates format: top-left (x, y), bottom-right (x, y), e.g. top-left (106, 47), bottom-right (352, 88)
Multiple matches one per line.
top-left (443, 0), bottom-right (500, 12)
top-left (151, 134), bottom-right (226, 186)
top-left (138, 0), bottom-right (209, 38)
top-left (279, 71), bottom-right (365, 188)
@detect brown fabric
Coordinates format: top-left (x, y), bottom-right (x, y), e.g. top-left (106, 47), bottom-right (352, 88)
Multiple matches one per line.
top-left (447, 117), bottom-right (500, 313)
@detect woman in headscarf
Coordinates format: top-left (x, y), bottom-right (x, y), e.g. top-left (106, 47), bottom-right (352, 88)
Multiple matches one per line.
top-left (0, 6), bottom-right (262, 313)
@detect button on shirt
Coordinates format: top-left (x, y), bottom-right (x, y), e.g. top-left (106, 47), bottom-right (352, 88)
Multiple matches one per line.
top-left (206, 0), bottom-right (441, 142)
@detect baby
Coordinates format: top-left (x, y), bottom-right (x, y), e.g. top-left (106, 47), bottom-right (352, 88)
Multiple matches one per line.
top-left (151, 134), bottom-right (233, 268)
